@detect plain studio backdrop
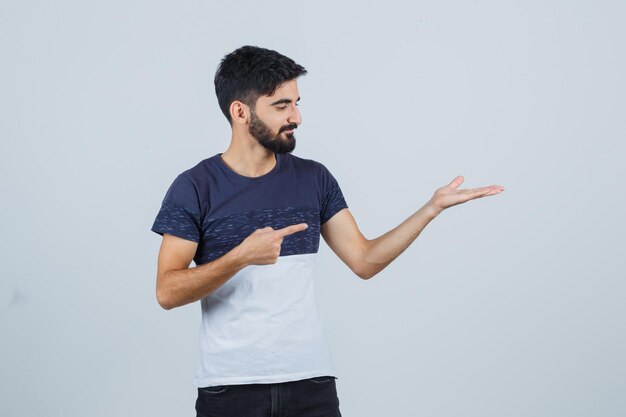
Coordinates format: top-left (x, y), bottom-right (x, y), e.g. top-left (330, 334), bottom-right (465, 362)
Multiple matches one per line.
top-left (1, 1), bottom-right (624, 416)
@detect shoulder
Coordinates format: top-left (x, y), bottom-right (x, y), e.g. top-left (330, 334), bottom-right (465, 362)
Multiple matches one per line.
top-left (176, 156), bottom-right (218, 187)
top-left (162, 156), bottom-right (217, 207)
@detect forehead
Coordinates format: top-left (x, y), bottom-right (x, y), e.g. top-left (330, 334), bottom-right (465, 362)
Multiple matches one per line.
top-left (258, 79), bottom-right (300, 103)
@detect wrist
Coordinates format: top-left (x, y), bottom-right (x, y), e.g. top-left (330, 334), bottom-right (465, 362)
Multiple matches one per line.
top-left (424, 201), bottom-right (443, 219)
top-left (230, 244), bottom-right (250, 269)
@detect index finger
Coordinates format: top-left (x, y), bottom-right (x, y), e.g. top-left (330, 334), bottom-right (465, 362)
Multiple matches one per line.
top-left (275, 223), bottom-right (309, 237)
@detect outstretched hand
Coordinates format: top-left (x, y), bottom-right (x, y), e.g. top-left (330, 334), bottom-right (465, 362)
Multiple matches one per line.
top-left (427, 176), bottom-right (505, 216)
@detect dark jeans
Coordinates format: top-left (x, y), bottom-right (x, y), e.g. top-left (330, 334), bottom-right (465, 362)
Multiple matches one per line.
top-left (195, 375), bottom-right (342, 417)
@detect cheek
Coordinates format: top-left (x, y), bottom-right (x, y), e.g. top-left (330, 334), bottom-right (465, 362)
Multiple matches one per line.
top-left (258, 109), bottom-right (285, 131)
top-left (270, 115), bottom-right (287, 130)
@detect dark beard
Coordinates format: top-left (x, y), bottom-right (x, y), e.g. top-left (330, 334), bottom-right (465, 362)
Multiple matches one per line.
top-left (249, 110), bottom-right (296, 154)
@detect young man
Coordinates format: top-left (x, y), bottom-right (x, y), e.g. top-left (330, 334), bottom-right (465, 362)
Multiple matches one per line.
top-left (151, 45), bottom-right (504, 417)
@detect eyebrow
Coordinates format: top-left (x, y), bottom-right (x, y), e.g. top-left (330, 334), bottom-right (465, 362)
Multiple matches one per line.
top-left (270, 96), bottom-right (301, 106)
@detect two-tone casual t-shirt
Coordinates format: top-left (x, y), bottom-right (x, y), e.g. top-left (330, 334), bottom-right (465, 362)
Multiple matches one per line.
top-left (151, 152), bottom-right (348, 387)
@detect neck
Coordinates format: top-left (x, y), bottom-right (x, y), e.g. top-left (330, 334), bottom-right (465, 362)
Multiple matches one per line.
top-left (220, 139), bottom-right (277, 178)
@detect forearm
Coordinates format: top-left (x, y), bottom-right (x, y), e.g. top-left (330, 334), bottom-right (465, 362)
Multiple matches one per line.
top-left (361, 202), bottom-right (440, 279)
top-left (158, 246), bottom-right (249, 310)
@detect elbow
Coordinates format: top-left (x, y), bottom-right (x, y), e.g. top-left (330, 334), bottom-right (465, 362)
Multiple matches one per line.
top-left (158, 301), bottom-right (174, 311)
top-left (359, 271), bottom-right (376, 280)
top-left (355, 240), bottom-right (375, 280)
top-left (156, 275), bottom-right (176, 310)
top-left (355, 266), bottom-right (375, 281)
top-left (156, 289), bottom-right (174, 310)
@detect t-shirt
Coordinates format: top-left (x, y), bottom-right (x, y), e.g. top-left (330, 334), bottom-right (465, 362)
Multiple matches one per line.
top-left (151, 152), bottom-right (349, 387)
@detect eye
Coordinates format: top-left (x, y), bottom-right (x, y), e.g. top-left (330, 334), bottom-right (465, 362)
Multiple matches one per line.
top-left (277, 105), bottom-right (288, 110)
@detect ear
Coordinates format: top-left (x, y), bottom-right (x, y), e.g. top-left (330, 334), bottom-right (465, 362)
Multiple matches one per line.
top-left (230, 100), bottom-right (250, 125)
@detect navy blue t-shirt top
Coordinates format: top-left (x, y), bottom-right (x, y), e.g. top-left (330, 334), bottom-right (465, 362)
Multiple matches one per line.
top-left (151, 152), bottom-right (348, 266)
top-left (151, 152), bottom-right (349, 387)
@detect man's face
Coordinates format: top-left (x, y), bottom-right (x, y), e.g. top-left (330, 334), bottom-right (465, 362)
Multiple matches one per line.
top-left (248, 79), bottom-right (302, 154)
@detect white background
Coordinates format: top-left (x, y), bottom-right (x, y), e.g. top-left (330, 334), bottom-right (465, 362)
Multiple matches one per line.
top-left (1, 1), bottom-right (625, 416)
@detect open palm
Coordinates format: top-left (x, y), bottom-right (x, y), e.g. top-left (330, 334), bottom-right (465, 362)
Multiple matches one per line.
top-left (428, 176), bottom-right (505, 215)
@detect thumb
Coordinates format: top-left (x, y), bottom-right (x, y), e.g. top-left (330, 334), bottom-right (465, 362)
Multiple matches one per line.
top-left (448, 175), bottom-right (464, 190)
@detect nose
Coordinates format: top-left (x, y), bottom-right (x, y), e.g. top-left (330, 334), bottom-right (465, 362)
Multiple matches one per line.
top-left (288, 105), bottom-right (302, 126)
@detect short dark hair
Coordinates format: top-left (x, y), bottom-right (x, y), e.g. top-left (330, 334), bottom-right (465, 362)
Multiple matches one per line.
top-left (214, 45), bottom-right (307, 125)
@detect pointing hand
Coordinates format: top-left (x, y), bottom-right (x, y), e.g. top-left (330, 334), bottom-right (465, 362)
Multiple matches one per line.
top-left (238, 223), bottom-right (309, 266)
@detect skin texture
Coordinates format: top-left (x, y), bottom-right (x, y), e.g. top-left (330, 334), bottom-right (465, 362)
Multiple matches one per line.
top-left (154, 78), bottom-right (505, 309)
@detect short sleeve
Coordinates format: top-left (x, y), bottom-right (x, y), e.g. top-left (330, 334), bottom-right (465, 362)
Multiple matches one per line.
top-left (151, 173), bottom-right (202, 243)
top-left (319, 163), bottom-right (348, 225)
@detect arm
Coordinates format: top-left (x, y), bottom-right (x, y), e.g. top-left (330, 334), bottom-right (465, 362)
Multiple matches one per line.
top-left (321, 176), bottom-right (505, 280)
top-left (156, 223), bottom-right (309, 310)
top-left (359, 202), bottom-right (439, 279)
top-left (155, 234), bottom-right (249, 310)
top-left (320, 204), bottom-right (438, 280)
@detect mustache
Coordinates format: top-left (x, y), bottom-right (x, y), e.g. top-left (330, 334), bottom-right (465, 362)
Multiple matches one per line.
top-left (280, 124), bottom-right (298, 133)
